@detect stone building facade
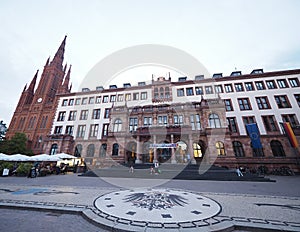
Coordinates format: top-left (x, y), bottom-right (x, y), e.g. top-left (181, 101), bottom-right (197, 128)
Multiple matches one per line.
top-left (46, 69), bottom-right (300, 172)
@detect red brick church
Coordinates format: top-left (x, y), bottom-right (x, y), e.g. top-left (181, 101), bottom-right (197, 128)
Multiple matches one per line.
top-left (6, 36), bottom-right (72, 154)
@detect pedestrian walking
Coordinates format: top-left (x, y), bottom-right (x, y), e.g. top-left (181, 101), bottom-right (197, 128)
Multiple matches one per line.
top-left (236, 166), bottom-right (243, 177)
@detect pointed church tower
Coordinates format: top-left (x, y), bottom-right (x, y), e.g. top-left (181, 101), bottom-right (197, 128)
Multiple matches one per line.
top-left (58, 65), bottom-right (71, 94)
top-left (7, 36), bottom-right (72, 154)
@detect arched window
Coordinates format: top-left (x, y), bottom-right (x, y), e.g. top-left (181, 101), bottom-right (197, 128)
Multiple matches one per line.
top-left (50, 144), bottom-right (58, 155)
top-left (160, 87), bottom-right (164, 99)
top-left (233, 141), bottom-right (245, 157)
top-left (113, 118), bottom-right (122, 132)
top-left (193, 143), bottom-right (203, 158)
top-left (99, 143), bottom-right (107, 157)
top-left (271, 140), bottom-right (285, 157)
top-left (209, 113), bottom-right (221, 128)
top-left (87, 144), bottom-right (95, 157)
top-left (112, 143), bottom-right (119, 156)
top-left (74, 144), bottom-right (82, 157)
top-left (216, 141), bottom-right (225, 155)
top-left (154, 88), bottom-right (159, 99)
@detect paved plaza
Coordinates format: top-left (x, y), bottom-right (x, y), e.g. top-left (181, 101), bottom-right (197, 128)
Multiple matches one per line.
top-left (0, 173), bottom-right (300, 231)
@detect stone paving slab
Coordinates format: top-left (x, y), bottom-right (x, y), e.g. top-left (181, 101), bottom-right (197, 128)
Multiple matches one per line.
top-left (0, 181), bottom-right (300, 231)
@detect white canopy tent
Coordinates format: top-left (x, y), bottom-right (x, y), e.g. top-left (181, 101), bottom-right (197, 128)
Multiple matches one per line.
top-left (53, 153), bottom-right (76, 159)
top-left (28, 154), bottom-right (61, 162)
top-left (0, 153), bottom-right (10, 161)
top-left (5, 154), bottom-right (31, 162)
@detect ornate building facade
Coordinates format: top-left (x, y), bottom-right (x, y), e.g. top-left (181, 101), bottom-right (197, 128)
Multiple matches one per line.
top-left (45, 69), bottom-right (300, 172)
top-left (6, 36), bottom-right (72, 154)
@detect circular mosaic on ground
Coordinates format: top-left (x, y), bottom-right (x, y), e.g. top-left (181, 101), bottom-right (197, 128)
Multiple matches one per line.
top-left (94, 188), bottom-right (221, 225)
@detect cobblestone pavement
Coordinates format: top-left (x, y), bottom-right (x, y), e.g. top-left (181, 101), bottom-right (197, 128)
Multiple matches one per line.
top-left (0, 174), bottom-right (300, 231)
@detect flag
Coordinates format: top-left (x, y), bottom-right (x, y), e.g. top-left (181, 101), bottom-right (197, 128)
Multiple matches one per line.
top-left (282, 122), bottom-right (299, 148)
top-left (246, 123), bottom-right (263, 149)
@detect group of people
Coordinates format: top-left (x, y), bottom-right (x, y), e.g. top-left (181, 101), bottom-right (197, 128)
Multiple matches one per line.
top-left (129, 160), bottom-right (161, 175)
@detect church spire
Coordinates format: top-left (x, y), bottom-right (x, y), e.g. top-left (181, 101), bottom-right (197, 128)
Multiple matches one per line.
top-left (45, 57), bottom-right (50, 66)
top-left (50, 35), bottom-right (66, 68)
top-left (63, 65), bottom-right (71, 91)
top-left (27, 70), bottom-right (39, 93)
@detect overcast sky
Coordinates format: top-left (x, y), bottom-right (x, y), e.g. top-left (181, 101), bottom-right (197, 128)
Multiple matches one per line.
top-left (1, 0), bottom-right (300, 125)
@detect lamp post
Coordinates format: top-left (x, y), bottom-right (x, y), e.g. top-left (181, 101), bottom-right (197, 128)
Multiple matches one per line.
top-left (38, 136), bottom-right (43, 154)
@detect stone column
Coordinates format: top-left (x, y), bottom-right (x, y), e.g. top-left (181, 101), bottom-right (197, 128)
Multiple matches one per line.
top-left (153, 135), bottom-right (158, 163)
top-left (135, 135), bottom-right (142, 163)
top-left (189, 134), bottom-right (196, 164)
top-left (171, 134), bottom-right (177, 163)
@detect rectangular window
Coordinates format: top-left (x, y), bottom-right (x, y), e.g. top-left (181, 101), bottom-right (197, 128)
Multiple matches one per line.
top-left (92, 109), bottom-right (101, 119)
top-left (143, 117), bottom-right (152, 126)
top-left (255, 81), bottom-right (265, 90)
top-left (141, 92), bottom-right (147, 100)
top-left (234, 83), bottom-right (244, 92)
top-left (133, 93), bottom-right (139, 100)
top-left (104, 108), bottom-right (110, 118)
top-left (81, 97), bottom-right (88, 105)
top-left (62, 99), bottom-right (68, 106)
top-left (65, 125), bottom-right (74, 135)
top-left (68, 111), bottom-right (77, 121)
top-left (89, 124), bottom-right (99, 137)
top-left (117, 94), bottom-right (124, 102)
top-left (177, 88), bottom-right (185, 97)
top-left (190, 114), bottom-right (201, 130)
top-left (77, 125), bottom-right (86, 138)
top-left (256, 96), bottom-right (270, 109)
top-left (294, 94), bottom-right (300, 107)
top-left (243, 116), bottom-right (256, 133)
top-left (110, 95), bottom-right (116, 102)
top-left (215, 85), bottom-right (223, 93)
top-left (125, 93), bottom-right (131, 101)
top-left (289, 78), bottom-right (300, 87)
top-left (129, 117), bottom-right (138, 132)
top-left (262, 115), bottom-right (278, 132)
top-left (57, 111), bottom-right (66, 121)
top-left (68, 99), bottom-right (74, 106)
top-left (224, 99), bottom-right (233, 111)
top-left (277, 79), bottom-right (288, 88)
top-left (173, 115), bottom-right (183, 125)
top-left (158, 115), bottom-right (168, 125)
top-left (274, 95), bottom-right (291, 108)
top-left (80, 110), bottom-right (88, 120)
top-left (89, 97), bottom-right (94, 104)
top-left (54, 126), bottom-right (63, 134)
top-left (238, 98), bottom-right (251, 110)
top-left (102, 124), bottom-right (109, 137)
top-left (186, 87), bottom-right (194, 96)
top-left (205, 86), bottom-right (213, 94)
top-left (195, 86), bottom-right (203, 95)
top-left (103, 95), bottom-right (109, 103)
top-left (227, 117), bottom-right (238, 133)
top-left (224, 84), bottom-right (233, 93)
top-left (266, 80), bottom-right (277, 89)
top-left (245, 82), bottom-right (254, 91)
top-left (282, 114), bottom-right (299, 127)
top-left (75, 98), bottom-right (81, 105)
top-left (95, 96), bottom-right (101, 103)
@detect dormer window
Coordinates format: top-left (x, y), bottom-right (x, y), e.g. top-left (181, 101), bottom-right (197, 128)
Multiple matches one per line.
top-left (230, 71), bottom-right (242, 76)
top-left (213, 73), bottom-right (223, 78)
top-left (109, 85), bottom-right (117, 89)
top-left (123, 83), bottom-right (131, 88)
top-left (250, 69), bottom-right (264, 74)
top-left (178, 77), bottom-right (187, 82)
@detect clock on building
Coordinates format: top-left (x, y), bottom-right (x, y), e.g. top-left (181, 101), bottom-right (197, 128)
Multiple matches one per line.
top-left (37, 98), bottom-right (43, 103)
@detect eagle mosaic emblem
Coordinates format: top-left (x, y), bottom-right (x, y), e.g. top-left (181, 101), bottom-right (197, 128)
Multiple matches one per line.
top-left (123, 191), bottom-right (188, 211)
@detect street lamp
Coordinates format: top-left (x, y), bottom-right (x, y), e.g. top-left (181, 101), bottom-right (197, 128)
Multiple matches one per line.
top-left (38, 136), bottom-right (43, 154)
